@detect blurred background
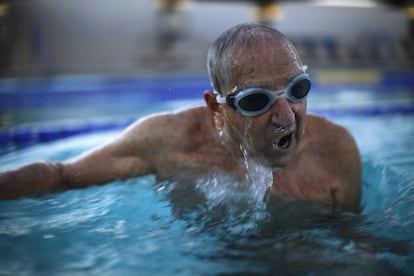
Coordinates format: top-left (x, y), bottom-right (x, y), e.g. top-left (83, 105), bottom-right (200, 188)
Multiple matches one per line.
top-left (0, 0), bottom-right (413, 152)
top-left (0, 0), bottom-right (413, 76)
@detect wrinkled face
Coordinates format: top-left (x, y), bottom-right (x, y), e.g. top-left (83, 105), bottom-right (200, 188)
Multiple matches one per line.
top-left (218, 40), bottom-right (307, 170)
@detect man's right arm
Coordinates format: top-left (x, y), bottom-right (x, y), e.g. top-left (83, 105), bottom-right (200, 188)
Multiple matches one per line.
top-left (0, 161), bottom-right (65, 199)
top-left (0, 116), bottom-right (161, 200)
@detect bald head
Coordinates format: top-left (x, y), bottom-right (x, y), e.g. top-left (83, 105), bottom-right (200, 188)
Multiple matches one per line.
top-left (207, 23), bottom-right (302, 94)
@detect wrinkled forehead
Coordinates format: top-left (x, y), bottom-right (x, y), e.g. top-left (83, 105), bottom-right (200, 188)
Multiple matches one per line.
top-left (221, 41), bottom-right (303, 93)
top-left (230, 40), bottom-right (301, 78)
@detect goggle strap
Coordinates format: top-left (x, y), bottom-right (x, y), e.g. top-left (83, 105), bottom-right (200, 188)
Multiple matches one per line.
top-left (216, 92), bottom-right (238, 110)
top-left (226, 95), bottom-right (237, 110)
top-left (215, 93), bottom-right (227, 104)
top-left (301, 65), bottom-right (308, 72)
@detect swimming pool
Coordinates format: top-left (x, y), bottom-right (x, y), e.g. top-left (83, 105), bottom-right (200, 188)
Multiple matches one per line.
top-left (0, 72), bottom-right (413, 274)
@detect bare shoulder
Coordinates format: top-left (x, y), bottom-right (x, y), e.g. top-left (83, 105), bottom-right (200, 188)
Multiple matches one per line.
top-left (305, 114), bottom-right (361, 212)
top-left (123, 106), bottom-right (209, 151)
top-left (306, 114), bottom-right (358, 152)
top-left (125, 106), bottom-right (208, 135)
top-left (61, 106), bottom-right (210, 187)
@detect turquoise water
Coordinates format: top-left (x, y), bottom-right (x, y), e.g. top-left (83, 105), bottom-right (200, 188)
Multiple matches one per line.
top-left (0, 113), bottom-right (413, 274)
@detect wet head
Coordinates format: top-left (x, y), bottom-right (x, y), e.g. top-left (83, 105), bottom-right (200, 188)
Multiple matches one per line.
top-left (214, 24), bottom-right (308, 170)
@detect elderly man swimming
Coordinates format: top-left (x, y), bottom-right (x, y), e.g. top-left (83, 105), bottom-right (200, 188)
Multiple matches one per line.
top-left (0, 23), bottom-right (361, 212)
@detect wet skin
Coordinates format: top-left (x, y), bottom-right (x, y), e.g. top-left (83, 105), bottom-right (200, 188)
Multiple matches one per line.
top-left (201, 40), bottom-right (360, 211)
top-left (0, 27), bottom-right (361, 212)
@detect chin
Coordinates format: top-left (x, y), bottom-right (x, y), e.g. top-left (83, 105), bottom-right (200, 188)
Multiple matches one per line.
top-left (258, 156), bottom-right (292, 171)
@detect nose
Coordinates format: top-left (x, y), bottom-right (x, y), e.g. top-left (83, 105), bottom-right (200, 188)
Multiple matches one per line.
top-left (270, 97), bottom-right (295, 126)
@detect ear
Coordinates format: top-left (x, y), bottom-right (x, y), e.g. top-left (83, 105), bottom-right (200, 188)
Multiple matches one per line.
top-left (204, 90), bottom-right (224, 129)
top-left (204, 90), bottom-right (220, 113)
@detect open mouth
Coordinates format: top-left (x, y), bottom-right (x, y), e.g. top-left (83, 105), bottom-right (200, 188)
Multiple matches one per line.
top-left (272, 132), bottom-right (293, 151)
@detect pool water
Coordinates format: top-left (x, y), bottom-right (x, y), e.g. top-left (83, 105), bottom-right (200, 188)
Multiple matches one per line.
top-left (0, 113), bottom-right (414, 274)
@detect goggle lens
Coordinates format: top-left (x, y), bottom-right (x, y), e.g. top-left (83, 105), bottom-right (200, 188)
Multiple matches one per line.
top-left (238, 93), bottom-right (270, 112)
top-left (290, 78), bottom-right (311, 100)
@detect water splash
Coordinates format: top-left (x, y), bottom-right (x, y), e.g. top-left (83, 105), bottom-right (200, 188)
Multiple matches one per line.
top-left (194, 142), bottom-right (273, 209)
top-left (239, 143), bottom-right (273, 203)
top-left (243, 117), bottom-right (274, 201)
top-left (194, 170), bottom-right (271, 235)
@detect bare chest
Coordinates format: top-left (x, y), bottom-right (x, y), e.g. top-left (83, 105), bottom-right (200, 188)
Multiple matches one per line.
top-left (270, 163), bottom-right (337, 206)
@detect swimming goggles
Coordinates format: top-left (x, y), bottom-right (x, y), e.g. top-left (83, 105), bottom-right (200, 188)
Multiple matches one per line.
top-left (215, 72), bottom-right (311, 117)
